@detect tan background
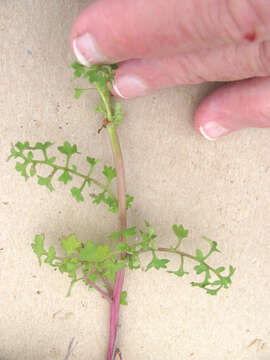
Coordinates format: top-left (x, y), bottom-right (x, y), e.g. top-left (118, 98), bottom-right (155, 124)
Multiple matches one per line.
top-left (1, 1), bottom-right (270, 359)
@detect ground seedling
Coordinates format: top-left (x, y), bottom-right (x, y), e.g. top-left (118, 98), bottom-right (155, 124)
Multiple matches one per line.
top-left (8, 62), bottom-right (235, 359)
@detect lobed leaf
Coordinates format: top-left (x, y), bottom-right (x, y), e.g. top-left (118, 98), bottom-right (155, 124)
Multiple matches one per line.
top-left (33, 141), bottom-right (53, 151)
top-left (71, 187), bottom-right (84, 202)
top-left (146, 256), bottom-right (170, 271)
top-left (61, 234), bottom-right (82, 256)
top-left (58, 170), bottom-right (72, 184)
top-left (126, 194), bottom-right (134, 209)
top-left (31, 234), bottom-right (46, 265)
top-left (38, 176), bottom-right (54, 192)
top-left (102, 165), bottom-right (116, 184)
top-left (44, 246), bottom-right (56, 265)
top-left (58, 142), bottom-right (78, 157)
top-left (120, 291), bottom-right (128, 305)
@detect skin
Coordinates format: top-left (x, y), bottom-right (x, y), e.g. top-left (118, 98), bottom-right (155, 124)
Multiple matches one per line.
top-left (70, 0), bottom-right (270, 140)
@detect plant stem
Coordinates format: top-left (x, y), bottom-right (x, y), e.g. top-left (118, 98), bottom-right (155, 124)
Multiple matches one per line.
top-left (95, 82), bottom-right (127, 359)
top-left (106, 123), bottom-right (127, 360)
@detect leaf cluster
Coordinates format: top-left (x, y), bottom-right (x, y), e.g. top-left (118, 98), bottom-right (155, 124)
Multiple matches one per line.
top-left (8, 141), bottom-right (133, 211)
top-left (71, 62), bottom-right (123, 127)
top-left (32, 223), bottom-right (235, 300)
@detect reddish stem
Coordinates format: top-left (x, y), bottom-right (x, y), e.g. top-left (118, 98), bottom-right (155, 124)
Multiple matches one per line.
top-left (106, 124), bottom-right (127, 360)
top-left (84, 277), bottom-right (113, 304)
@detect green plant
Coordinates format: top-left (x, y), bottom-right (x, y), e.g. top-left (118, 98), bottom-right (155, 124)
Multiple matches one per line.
top-left (8, 62), bottom-right (235, 360)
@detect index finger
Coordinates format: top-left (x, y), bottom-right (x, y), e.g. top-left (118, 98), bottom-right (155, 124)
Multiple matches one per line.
top-left (70, 0), bottom-right (270, 66)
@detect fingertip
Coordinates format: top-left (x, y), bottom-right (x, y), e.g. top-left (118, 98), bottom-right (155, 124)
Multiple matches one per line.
top-left (70, 2), bottom-right (113, 65)
top-left (194, 92), bottom-right (232, 140)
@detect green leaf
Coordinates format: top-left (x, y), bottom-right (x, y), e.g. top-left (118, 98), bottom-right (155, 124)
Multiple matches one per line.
top-left (203, 237), bottom-right (221, 256)
top-left (83, 64), bottom-right (116, 87)
top-left (79, 242), bottom-right (110, 263)
top-left (71, 61), bottom-right (85, 78)
top-left (146, 257), bottom-right (170, 271)
top-left (139, 231), bottom-right (151, 250)
top-left (94, 103), bottom-right (106, 115)
top-left (91, 192), bottom-right (105, 205)
top-left (126, 194), bottom-right (134, 209)
top-left (86, 156), bottom-right (99, 167)
top-left (59, 258), bottom-right (78, 279)
top-left (61, 234), bottom-right (82, 256)
top-left (191, 279), bottom-right (210, 289)
top-left (31, 234), bottom-right (46, 265)
top-left (112, 102), bottom-right (123, 126)
top-left (58, 170), bottom-right (72, 184)
top-left (27, 151), bottom-right (33, 161)
top-left (120, 291), bottom-right (128, 305)
top-left (103, 194), bottom-right (118, 213)
top-left (44, 246), bottom-right (56, 265)
top-left (138, 222), bottom-right (157, 251)
top-left (216, 266), bottom-right (225, 273)
top-left (195, 249), bottom-right (204, 262)
top-left (84, 68), bottom-right (111, 87)
top-left (7, 146), bottom-right (20, 160)
top-left (29, 165), bottom-right (36, 177)
top-left (71, 187), bottom-right (84, 202)
top-left (15, 141), bottom-right (30, 151)
top-left (58, 142), bottom-right (78, 157)
top-left (96, 245), bottom-right (111, 262)
top-left (206, 288), bottom-right (219, 296)
top-left (79, 241), bottom-right (98, 262)
top-left (102, 165), bottom-right (116, 184)
top-left (34, 141), bottom-right (53, 151)
top-left (15, 161), bottom-right (28, 180)
top-left (87, 272), bottom-right (99, 284)
top-left (74, 88), bottom-right (86, 99)
top-left (172, 224), bottom-right (189, 249)
top-left (103, 259), bottom-right (126, 282)
top-left (109, 227), bottom-right (137, 241)
top-left (47, 157), bottom-right (56, 165)
top-left (211, 280), bottom-right (223, 286)
top-left (169, 267), bottom-right (189, 277)
top-left (38, 176), bottom-right (54, 192)
top-left (173, 224), bottom-right (189, 239)
top-left (194, 263), bottom-right (208, 275)
top-left (116, 243), bottom-right (129, 252)
top-left (91, 192), bottom-right (118, 213)
top-left (128, 253), bottom-right (141, 270)
top-left (168, 257), bottom-right (188, 277)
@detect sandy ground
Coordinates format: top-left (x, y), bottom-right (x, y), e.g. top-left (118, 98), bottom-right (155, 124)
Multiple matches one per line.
top-left (1, 1), bottom-right (270, 360)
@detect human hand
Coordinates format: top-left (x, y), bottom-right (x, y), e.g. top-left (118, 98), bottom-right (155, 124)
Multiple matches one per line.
top-left (70, 0), bottom-right (270, 140)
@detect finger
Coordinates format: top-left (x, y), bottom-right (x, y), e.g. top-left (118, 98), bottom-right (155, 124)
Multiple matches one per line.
top-left (194, 76), bottom-right (270, 140)
top-left (111, 41), bottom-right (270, 99)
top-left (70, 0), bottom-right (270, 65)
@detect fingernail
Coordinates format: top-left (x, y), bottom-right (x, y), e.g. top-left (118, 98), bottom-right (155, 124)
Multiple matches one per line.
top-left (199, 121), bottom-right (230, 141)
top-left (73, 33), bottom-right (108, 66)
top-left (113, 75), bottom-right (150, 99)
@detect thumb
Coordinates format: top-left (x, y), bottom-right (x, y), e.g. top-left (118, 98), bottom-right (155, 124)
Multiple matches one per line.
top-left (194, 77), bottom-right (270, 140)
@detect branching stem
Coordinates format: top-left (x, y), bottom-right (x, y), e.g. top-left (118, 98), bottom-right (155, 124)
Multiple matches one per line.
top-left (156, 247), bottom-right (225, 281)
top-left (30, 159), bottom-right (115, 198)
top-left (84, 274), bottom-right (113, 304)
